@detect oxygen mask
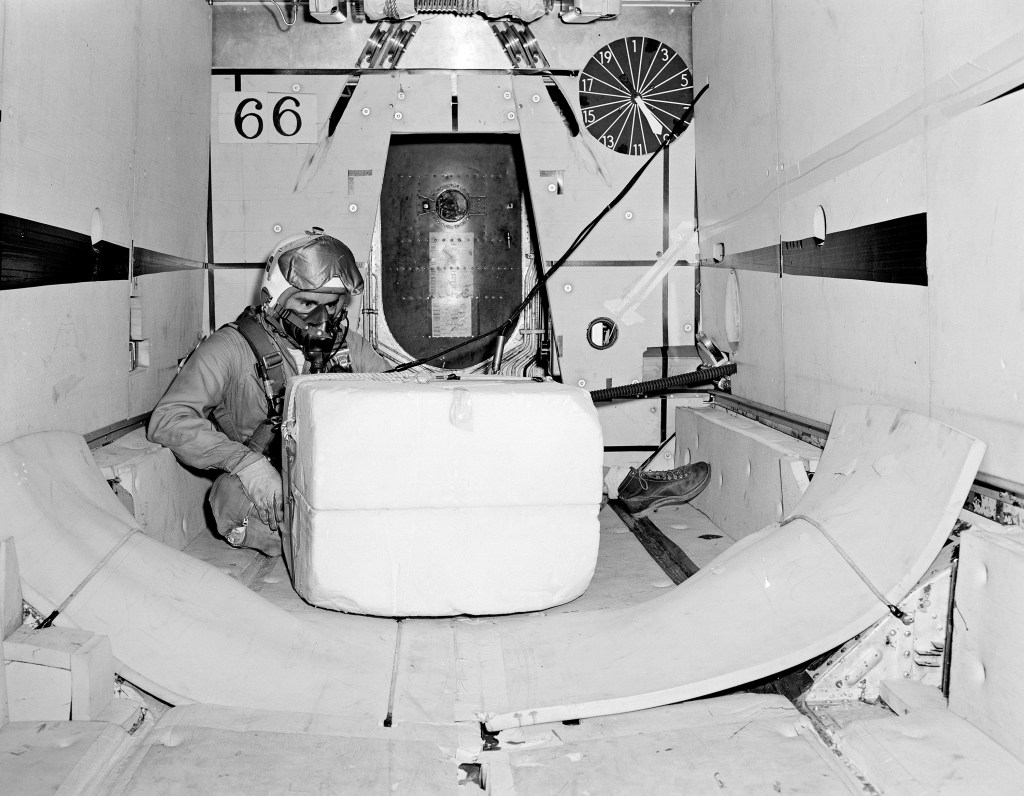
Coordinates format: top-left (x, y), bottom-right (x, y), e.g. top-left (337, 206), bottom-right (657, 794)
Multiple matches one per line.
top-left (280, 302), bottom-right (348, 373)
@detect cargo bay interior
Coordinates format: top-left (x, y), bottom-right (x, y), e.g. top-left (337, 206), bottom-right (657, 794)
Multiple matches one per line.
top-left (2, 1), bottom-right (1024, 793)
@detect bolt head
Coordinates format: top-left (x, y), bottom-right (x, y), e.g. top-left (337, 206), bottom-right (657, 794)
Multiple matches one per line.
top-left (507, 111), bottom-right (516, 120)
top-left (397, 91), bottom-right (406, 100)
top-left (577, 379), bottom-right (586, 387)
top-left (624, 211), bottom-right (633, 220)
top-left (532, 94), bottom-right (540, 103)
top-left (349, 204), bottom-right (358, 213)
top-left (273, 224), bottom-right (282, 233)
top-left (361, 107), bottom-right (370, 116)
top-left (563, 283), bottom-right (572, 293)
top-left (394, 111), bottom-right (403, 120)
top-left (503, 91), bottom-right (511, 100)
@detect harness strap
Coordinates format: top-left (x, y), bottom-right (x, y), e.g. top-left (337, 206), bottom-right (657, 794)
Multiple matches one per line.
top-left (229, 308), bottom-right (354, 456)
top-left (229, 308), bottom-right (289, 457)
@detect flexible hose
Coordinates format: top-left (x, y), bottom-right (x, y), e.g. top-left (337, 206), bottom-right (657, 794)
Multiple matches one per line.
top-left (589, 363), bottom-right (737, 402)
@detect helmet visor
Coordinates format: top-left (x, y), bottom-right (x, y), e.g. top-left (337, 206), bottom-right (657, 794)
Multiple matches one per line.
top-left (277, 235), bottom-right (363, 295)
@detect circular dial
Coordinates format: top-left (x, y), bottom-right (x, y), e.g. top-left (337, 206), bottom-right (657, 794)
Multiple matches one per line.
top-left (579, 37), bottom-right (693, 156)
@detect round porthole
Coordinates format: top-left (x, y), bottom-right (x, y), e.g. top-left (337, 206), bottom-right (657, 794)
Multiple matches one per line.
top-left (435, 189), bottom-right (469, 223)
top-left (587, 317), bottom-right (619, 350)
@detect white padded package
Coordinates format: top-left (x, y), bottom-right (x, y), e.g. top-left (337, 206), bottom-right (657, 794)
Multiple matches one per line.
top-left (282, 374), bottom-right (604, 616)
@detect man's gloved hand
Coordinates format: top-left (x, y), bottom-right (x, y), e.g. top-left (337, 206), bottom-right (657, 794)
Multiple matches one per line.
top-left (235, 458), bottom-right (284, 531)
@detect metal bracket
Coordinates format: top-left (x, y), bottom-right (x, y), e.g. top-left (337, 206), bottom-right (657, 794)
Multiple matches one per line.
top-left (490, 20), bottom-right (549, 69)
top-left (803, 544), bottom-right (955, 705)
top-left (356, 21), bottom-right (421, 69)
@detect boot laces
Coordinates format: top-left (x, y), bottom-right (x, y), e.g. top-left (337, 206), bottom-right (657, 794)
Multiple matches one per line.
top-left (636, 466), bottom-right (689, 490)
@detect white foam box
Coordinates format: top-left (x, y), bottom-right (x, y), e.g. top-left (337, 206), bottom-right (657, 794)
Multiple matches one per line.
top-left (282, 374), bottom-right (604, 616)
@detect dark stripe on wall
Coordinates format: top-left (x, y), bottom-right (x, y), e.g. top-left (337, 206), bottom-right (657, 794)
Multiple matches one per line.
top-left (782, 213), bottom-right (927, 285)
top-left (133, 248), bottom-right (205, 276)
top-left (0, 214), bottom-right (129, 290)
top-left (699, 214), bottom-right (927, 286)
top-left (210, 262), bottom-right (266, 269)
top-left (701, 244), bottom-right (780, 275)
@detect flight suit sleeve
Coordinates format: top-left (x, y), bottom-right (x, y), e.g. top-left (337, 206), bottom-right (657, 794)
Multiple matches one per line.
top-left (147, 330), bottom-right (265, 475)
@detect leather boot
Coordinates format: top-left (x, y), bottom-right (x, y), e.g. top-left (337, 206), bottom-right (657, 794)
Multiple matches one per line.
top-left (618, 461), bottom-right (711, 516)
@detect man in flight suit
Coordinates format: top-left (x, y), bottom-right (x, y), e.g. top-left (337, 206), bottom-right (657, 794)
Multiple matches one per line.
top-left (149, 228), bottom-right (388, 556)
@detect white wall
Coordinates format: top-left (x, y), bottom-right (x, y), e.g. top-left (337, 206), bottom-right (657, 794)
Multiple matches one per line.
top-left (0, 1), bottom-right (211, 443)
top-left (695, 0), bottom-right (1024, 486)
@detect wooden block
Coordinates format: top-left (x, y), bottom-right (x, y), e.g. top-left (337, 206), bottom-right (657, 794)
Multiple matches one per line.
top-left (5, 663), bottom-right (71, 721)
top-left (0, 537), bottom-right (22, 640)
top-left (5, 625), bottom-right (97, 669)
top-left (70, 633), bottom-right (114, 720)
top-left (878, 679), bottom-right (948, 716)
top-left (4, 625), bottom-right (114, 720)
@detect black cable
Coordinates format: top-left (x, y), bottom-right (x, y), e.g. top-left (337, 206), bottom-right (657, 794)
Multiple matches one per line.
top-left (589, 362), bottom-right (736, 402)
top-left (388, 84), bottom-right (710, 374)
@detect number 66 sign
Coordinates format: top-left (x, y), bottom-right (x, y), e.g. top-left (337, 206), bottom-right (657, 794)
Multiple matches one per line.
top-left (218, 93), bottom-right (318, 144)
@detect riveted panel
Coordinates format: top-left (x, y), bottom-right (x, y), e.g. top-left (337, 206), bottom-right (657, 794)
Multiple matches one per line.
top-left (379, 137), bottom-right (523, 369)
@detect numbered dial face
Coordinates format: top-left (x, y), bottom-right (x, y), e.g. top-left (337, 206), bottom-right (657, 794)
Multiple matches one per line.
top-left (579, 37), bottom-right (693, 156)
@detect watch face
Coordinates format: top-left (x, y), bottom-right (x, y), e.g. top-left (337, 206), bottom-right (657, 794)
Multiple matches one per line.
top-left (579, 37), bottom-right (693, 156)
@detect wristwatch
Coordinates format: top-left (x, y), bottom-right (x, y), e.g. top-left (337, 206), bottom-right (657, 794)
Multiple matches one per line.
top-left (225, 519), bottom-right (248, 548)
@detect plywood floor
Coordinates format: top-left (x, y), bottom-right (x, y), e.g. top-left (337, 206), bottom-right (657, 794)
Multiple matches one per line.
top-left (165, 508), bottom-right (873, 794)
top-left (184, 502), bottom-right (705, 619)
